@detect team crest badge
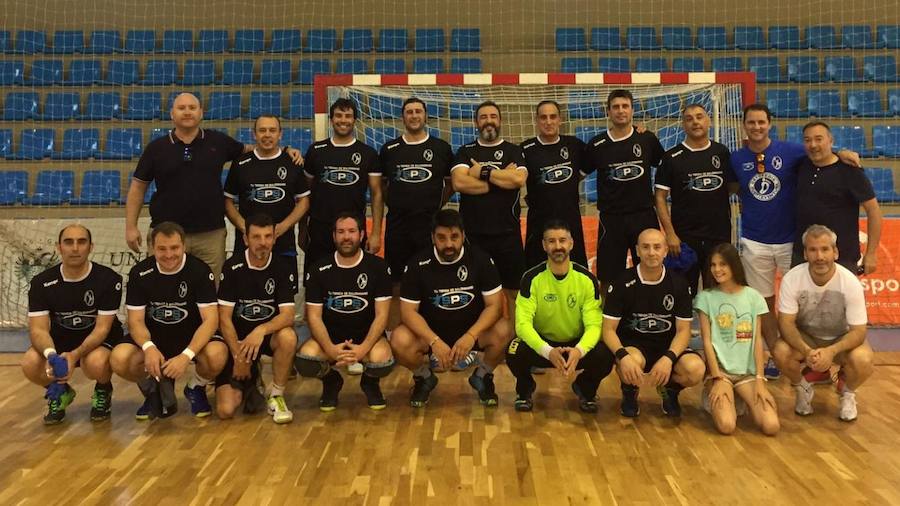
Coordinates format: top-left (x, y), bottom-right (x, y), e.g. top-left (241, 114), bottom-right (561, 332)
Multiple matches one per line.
top-left (560, 147), bottom-right (569, 160)
top-left (423, 149), bottom-right (433, 161)
top-left (772, 156), bottom-right (783, 170)
top-left (277, 166), bottom-right (287, 180)
top-left (265, 278), bottom-right (275, 295)
top-left (457, 265), bottom-right (468, 281)
top-left (178, 281), bottom-right (188, 298)
top-left (633, 144), bottom-right (642, 157)
top-left (567, 294), bottom-right (577, 308)
top-left (351, 152), bottom-right (362, 165)
top-left (711, 155), bottom-right (721, 169)
top-left (357, 273), bottom-right (368, 289)
top-left (663, 294), bottom-right (674, 311)
top-left (84, 290), bottom-right (94, 306)
top-left (494, 150), bottom-right (503, 161)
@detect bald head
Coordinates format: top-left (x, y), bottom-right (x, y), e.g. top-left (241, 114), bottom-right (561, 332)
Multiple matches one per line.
top-left (638, 228), bottom-right (665, 245)
top-left (636, 228), bottom-right (667, 268)
top-left (171, 93), bottom-right (202, 130)
top-left (58, 223), bottom-right (92, 244)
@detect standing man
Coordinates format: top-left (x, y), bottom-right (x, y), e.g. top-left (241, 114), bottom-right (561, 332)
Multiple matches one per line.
top-left (655, 103), bottom-right (735, 296)
top-left (601, 229), bottom-right (706, 417)
top-left (224, 114), bottom-right (310, 293)
top-left (23, 224), bottom-right (122, 424)
top-left (507, 220), bottom-right (615, 413)
top-left (215, 214), bottom-right (298, 423)
top-left (296, 213), bottom-right (394, 411)
top-left (521, 100), bottom-right (589, 269)
top-left (125, 93), bottom-right (303, 279)
top-left (793, 121), bottom-right (882, 274)
top-left (390, 209), bottom-right (510, 407)
top-left (110, 222), bottom-right (227, 419)
top-left (583, 89), bottom-right (665, 293)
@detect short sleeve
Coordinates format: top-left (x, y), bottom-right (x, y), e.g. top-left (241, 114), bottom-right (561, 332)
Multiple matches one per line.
top-left (440, 141), bottom-right (455, 178)
top-left (195, 262), bottom-right (218, 305)
top-left (125, 267), bottom-right (147, 309)
top-left (374, 259), bottom-right (393, 300)
top-left (305, 265), bottom-right (325, 305)
top-left (478, 254), bottom-right (503, 295)
top-left (27, 277), bottom-right (49, 316)
top-left (580, 137), bottom-right (600, 176)
top-left (133, 147), bottom-right (155, 182)
top-left (843, 273), bottom-right (868, 326)
top-left (777, 270), bottom-right (800, 314)
top-left (302, 144), bottom-right (317, 179)
top-left (654, 156), bottom-right (673, 190)
top-left (292, 166), bottom-right (311, 199)
top-left (721, 150), bottom-right (736, 183)
top-left (366, 146), bottom-right (382, 177)
top-left (99, 272), bottom-right (123, 314)
top-left (223, 133), bottom-right (245, 160)
top-left (223, 164), bottom-right (239, 199)
top-left (674, 276), bottom-right (693, 320)
top-left (452, 146), bottom-right (470, 171)
top-left (602, 279), bottom-right (625, 319)
top-left (845, 166), bottom-right (876, 204)
top-left (651, 133), bottom-right (665, 166)
top-left (692, 290), bottom-right (710, 316)
top-left (750, 288), bottom-right (770, 317)
top-left (216, 265), bottom-right (237, 305)
top-left (514, 146), bottom-right (527, 172)
top-left (275, 264), bottom-right (295, 306)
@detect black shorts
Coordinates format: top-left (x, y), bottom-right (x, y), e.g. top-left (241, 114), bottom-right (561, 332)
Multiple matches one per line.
top-left (385, 210), bottom-right (433, 282)
top-left (53, 332), bottom-right (123, 355)
top-left (467, 232), bottom-right (525, 290)
top-left (623, 341), bottom-right (700, 373)
top-left (123, 335), bottom-right (226, 361)
top-left (524, 213), bottom-right (588, 270)
top-left (595, 208), bottom-right (659, 284)
top-left (214, 334), bottom-right (273, 388)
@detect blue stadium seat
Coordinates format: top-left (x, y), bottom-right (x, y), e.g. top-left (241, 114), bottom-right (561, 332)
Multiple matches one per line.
top-left (3, 92), bottom-right (39, 120)
top-left (221, 59), bottom-right (253, 85)
top-left (197, 30), bottom-right (228, 53)
top-left (567, 91), bottom-right (603, 120)
top-left (842, 25), bottom-right (875, 49)
top-left (635, 58), bottom-right (667, 72)
top-left (149, 128), bottom-right (169, 142)
top-left (889, 88), bottom-right (900, 115)
top-left (748, 56), bottom-right (782, 83)
top-left (336, 58), bottom-right (368, 74)
top-left (0, 170), bottom-right (27, 205)
top-left (673, 57), bottom-right (704, 72)
top-left (28, 59), bottom-right (63, 85)
top-left (342, 29), bottom-right (373, 52)
top-left (49, 31), bottom-right (84, 54)
top-left (864, 168), bottom-right (900, 202)
top-left (415, 29), bottom-right (445, 52)
top-left (450, 29), bottom-right (480, 52)
top-left (41, 92), bottom-right (80, 120)
top-left (662, 27), bottom-right (692, 49)
top-left (84, 30), bottom-right (122, 54)
top-left (259, 59), bottom-right (292, 84)
top-left (54, 128), bottom-right (100, 159)
top-left (296, 59), bottom-right (329, 84)
top-left (375, 58), bottom-right (405, 74)
top-left (711, 57), bottom-right (742, 72)
top-left (28, 170), bottom-right (74, 205)
top-left (369, 96), bottom-right (403, 119)
top-left (364, 127), bottom-right (399, 151)
top-left (451, 58), bottom-right (482, 73)
top-left (0, 31), bottom-right (9, 53)
top-left (787, 56), bottom-right (820, 82)
top-left (235, 127), bottom-right (254, 145)
top-left (877, 25), bottom-right (900, 48)
top-left (413, 58), bottom-right (444, 73)
top-left (696, 26), bottom-right (729, 49)
top-left (104, 60), bottom-right (139, 85)
top-left (282, 128), bottom-right (313, 153)
top-left (590, 27), bottom-right (621, 50)
top-left (807, 89), bottom-right (842, 117)
top-left (450, 126), bottom-right (477, 150)
top-left (100, 128), bottom-right (142, 159)
top-left (825, 56), bottom-right (861, 82)
top-left (848, 90), bottom-right (887, 117)
top-left (863, 55), bottom-right (898, 82)
top-left (574, 126), bottom-right (603, 144)
top-left (734, 26), bottom-right (765, 49)
top-left (249, 91), bottom-right (282, 118)
top-left (806, 25), bottom-right (839, 49)
top-left (657, 126), bottom-right (686, 151)
top-left (305, 29), bottom-right (337, 53)
top-left (65, 59), bottom-right (101, 85)
top-left (378, 29), bottom-right (408, 52)
top-left (830, 126), bottom-right (871, 156)
top-left (626, 27), bottom-right (659, 50)
top-left (122, 92), bottom-right (161, 120)
top-left (14, 30), bottom-right (46, 54)
top-left (179, 59), bottom-right (214, 85)
top-left (160, 30), bottom-right (193, 53)
top-left (8, 129), bottom-right (55, 159)
top-left (599, 57), bottom-right (629, 72)
top-left (72, 170), bottom-right (121, 205)
top-left (287, 91), bottom-right (314, 119)
top-left (141, 60), bottom-right (177, 85)
top-left (561, 57), bottom-right (593, 73)
top-left (645, 94), bottom-right (681, 118)
top-left (769, 26), bottom-right (802, 49)
top-left (231, 29), bottom-right (264, 53)
top-left (0, 60), bottom-right (24, 85)
top-left (783, 125), bottom-right (803, 144)
top-left (873, 126), bottom-right (900, 157)
top-left (269, 29), bottom-right (301, 52)
top-left (206, 91), bottom-right (242, 120)
top-left (0, 130), bottom-right (11, 158)
top-left (582, 172), bottom-right (597, 202)
top-left (767, 89), bottom-right (803, 118)
top-left (122, 30), bottom-right (155, 53)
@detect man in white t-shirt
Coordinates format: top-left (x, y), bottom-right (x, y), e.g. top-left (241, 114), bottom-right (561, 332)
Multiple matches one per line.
top-left (773, 224), bottom-right (873, 421)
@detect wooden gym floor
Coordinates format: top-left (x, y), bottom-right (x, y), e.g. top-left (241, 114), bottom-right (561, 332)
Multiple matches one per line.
top-left (1, 352), bottom-right (899, 506)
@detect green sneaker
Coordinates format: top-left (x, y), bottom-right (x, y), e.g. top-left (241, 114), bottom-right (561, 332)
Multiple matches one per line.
top-left (44, 385), bottom-right (76, 425)
top-left (267, 395), bottom-right (294, 424)
top-left (90, 383), bottom-right (113, 421)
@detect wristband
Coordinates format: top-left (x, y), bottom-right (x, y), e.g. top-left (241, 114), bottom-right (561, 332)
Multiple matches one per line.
top-left (479, 167), bottom-right (491, 181)
top-left (141, 341), bottom-right (156, 351)
top-left (42, 347), bottom-right (57, 359)
top-left (663, 350), bottom-right (678, 363)
top-left (614, 347), bottom-right (629, 361)
top-left (181, 348), bottom-right (196, 360)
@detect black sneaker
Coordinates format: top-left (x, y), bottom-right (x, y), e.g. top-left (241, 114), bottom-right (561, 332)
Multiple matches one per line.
top-left (658, 386), bottom-right (682, 417)
top-left (620, 384), bottom-right (640, 417)
top-left (409, 373), bottom-right (439, 408)
top-left (319, 370), bottom-right (344, 412)
top-left (468, 371), bottom-right (498, 407)
top-left (571, 382), bottom-right (598, 413)
top-left (514, 396), bottom-right (533, 412)
top-left (90, 383), bottom-right (113, 421)
top-left (135, 398), bottom-right (153, 421)
top-left (43, 384), bottom-right (76, 425)
top-left (360, 374), bottom-right (387, 410)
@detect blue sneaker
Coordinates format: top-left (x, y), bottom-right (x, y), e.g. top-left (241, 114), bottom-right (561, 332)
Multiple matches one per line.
top-left (183, 385), bottom-right (212, 418)
top-left (135, 398), bottom-right (152, 421)
top-left (764, 358), bottom-right (781, 380)
top-left (452, 351), bottom-right (479, 372)
top-left (468, 371), bottom-right (498, 407)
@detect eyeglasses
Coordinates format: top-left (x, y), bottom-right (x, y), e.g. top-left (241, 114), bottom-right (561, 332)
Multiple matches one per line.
top-left (755, 152), bottom-right (765, 174)
top-left (183, 146), bottom-right (193, 162)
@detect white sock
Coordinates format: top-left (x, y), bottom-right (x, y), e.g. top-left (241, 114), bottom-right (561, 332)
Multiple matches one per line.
top-left (187, 371), bottom-right (210, 389)
top-left (269, 383), bottom-right (285, 397)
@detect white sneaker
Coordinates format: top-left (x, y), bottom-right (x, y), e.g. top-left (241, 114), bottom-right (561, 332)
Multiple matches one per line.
top-left (838, 390), bottom-right (858, 422)
top-left (267, 395), bottom-right (294, 424)
top-left (347, 362), bottom-right (364, 375)
top-left (794, 382), bottom-right (815, 416)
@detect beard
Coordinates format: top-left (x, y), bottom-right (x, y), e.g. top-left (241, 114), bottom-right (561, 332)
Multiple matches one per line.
top-left (438, 246), bottom-right (460, 262)
top-left (479, 123), bottom-right (499, 142)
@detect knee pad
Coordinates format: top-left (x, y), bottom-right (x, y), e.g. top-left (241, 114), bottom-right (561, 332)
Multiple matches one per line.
top-left (364, 358), bottom-right (395, 378)
top-left (294, 355), bottom-right (331, 378)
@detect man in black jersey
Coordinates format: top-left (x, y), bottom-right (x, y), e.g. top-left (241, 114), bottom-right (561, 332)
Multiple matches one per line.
top-left (224, 115), bottom-right (309, 293)
top-left (583, 89), bottom-right (664, 293)
top-left (522, 100), bottom-right (588, 269)
top-left (450, 100), bottom-right (528, 322)
top-left (111, 222), bottom-right (227, 420)
top-left (215, 214), bottom-right (298, 423)
top-left (602, 228), bottom-right (705, 417)
top-left (24, 224), bottom-right (122, 424)
top-left (655, 104), bottom-right (735, 295)
top-left (390, 209), bottom-right (510, 407)
top-left (297, 213), bottom-right (394, 411)
top-left (303, 98), bottom-right (383, 277)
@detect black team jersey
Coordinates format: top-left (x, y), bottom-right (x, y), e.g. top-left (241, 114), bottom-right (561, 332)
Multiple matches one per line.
top-left (217, 250), bottom-right (295, 339)
top-left (224, 149), bottom-right (311, 254)
top-left (28, 262), bottom-right (124, 349)
top-left (451, 140), bottom-right (527, 235)
top-left (521, 135), bottom-right (586, 223)
top-left (305, 251), bottom-right (392, 344)
top-left (303, 138), bottom-right (380, 225)
top-left (602, 266), bottom-right (693, 348)
top-left (583, 128), bottom-right (664, 215)
top-left (400, 245), bottom-right (502, 343)
top-left (381, 134), bottom-right (454, 215)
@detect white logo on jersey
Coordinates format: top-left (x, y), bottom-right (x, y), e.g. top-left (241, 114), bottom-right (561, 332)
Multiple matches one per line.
top-left (742, 162), bottom-right (755, 172)
top-left (772, 156), bottom-right (783, 170)
top-left (633, 144), bottom-right (642, 157)
top-left (351, 152), bottom-right (362, 165)
top-left (265, 278), bottom-right (275, 295)
top-left (711, 155), bottom-right (721, 169)
top-left (560, 147), bottom-right (569, 160)
top-left (457, 265), bottom-right (469, 281)
top-left (494, 150), bottom-right (503, 161)
top-left (749, 172), bottom-right (782, 201)
top-left (423, 149), bottom-right (433, 161)
top-left (277, 166), bottom-right (287, 180)
top-left (208, 273), bottom-right (214, 281)
top-left (663, 294), bottom-right (675, 311)
top-left (43, 279), bottom-right (59, 288)
top-left (84, 290), bottom-right (94, 306)
top-left (357, 273), bottom-right (368, 289)
top-left (178, 281), bottom-right (188, 298)
top-left (116, 282), bottom-right (122, 291)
